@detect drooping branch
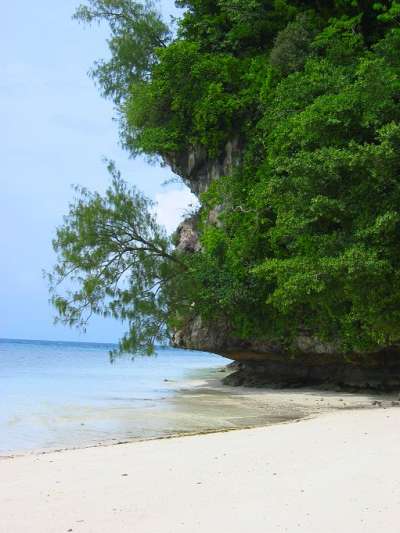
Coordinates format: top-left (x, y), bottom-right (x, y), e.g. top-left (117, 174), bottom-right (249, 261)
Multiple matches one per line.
top-left (46, 162), bottom-right (185, 356)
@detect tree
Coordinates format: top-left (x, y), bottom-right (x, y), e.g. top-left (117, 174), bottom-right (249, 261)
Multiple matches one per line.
top-left (47, 162), bottom-right (185, 357)
top-left (73, 0), bottom-right (171, 105)
top-left (269, 12), bottom-right (317, 76)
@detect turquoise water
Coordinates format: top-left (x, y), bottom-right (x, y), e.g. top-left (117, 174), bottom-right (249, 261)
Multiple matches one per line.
top-left (0, 338), bottom-right (223, 455)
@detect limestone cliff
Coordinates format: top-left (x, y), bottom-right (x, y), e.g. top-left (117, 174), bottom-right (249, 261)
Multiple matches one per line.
top-left (169, 140), bottom-right (339, 360)
top-left (164, 138), bottom-right (242, 196)
top-left (168, 142), bottom-right (400, 390)
top-left (168, 139), bottom-right (251, 355)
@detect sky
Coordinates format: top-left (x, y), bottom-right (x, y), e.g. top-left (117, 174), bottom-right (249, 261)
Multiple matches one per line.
top-left (0, 0), bottom-right (197, 343)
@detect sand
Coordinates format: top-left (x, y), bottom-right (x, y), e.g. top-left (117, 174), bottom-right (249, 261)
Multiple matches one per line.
top-left (1, 406), bottom-right (399, 533)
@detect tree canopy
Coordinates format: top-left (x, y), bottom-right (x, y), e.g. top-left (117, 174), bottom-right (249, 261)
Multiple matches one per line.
top-left (50, 0), bottom-right (400, 357)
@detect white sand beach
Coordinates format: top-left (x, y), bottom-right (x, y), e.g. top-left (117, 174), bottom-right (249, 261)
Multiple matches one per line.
top-left (1, 406), bottom-right (399, 533)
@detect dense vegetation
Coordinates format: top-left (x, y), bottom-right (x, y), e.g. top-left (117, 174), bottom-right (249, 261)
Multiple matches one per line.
top-left (50, 0), bottom-right (400, 357)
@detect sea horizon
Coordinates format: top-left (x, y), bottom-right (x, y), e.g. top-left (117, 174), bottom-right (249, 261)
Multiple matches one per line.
top-left (0, 337), bottom-right (117, 348)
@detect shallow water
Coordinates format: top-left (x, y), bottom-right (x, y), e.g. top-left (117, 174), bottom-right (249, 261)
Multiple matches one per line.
top-left (0, 338), bottom-right (224, 454)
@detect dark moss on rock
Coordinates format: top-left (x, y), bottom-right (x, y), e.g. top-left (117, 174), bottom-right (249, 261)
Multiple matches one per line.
top-left (222, 351), bottom-right (400, 392)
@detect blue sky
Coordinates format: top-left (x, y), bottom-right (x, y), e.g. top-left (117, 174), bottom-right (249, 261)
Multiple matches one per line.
top-left (0, 1), bottom-right (195, 343)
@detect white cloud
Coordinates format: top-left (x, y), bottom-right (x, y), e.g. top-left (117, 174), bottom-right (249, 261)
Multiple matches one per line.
top-left (154, 188), bottom-right (199, 234)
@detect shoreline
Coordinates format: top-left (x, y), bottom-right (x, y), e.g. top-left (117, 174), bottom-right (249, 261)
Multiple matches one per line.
top-left (0, 413), bottom-right (306, 461)
top-left (1, 407), bottom-right (399, 532)
top-left (2, 367), bottom-right (398, 459)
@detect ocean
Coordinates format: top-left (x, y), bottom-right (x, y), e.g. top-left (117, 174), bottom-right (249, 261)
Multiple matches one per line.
top-left (0, 338), bottom-right (224, 455)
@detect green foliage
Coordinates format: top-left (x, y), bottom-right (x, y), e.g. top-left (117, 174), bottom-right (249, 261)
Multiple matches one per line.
top-left (74, 0), bottom-right (400, 156)
top-left (58, 0), bottom-right (400, 356)
top-left (270, 12), bottom-right (318, 76)
top-left (73, 0), bottom-right (171, 104)
top-left (122, 41), bottom-right (245, 156)
top-left (311, 14), bottom-right (365, 63)
top-left (197, 27), bottom-right (400, 353)
top-left (176, 0), bottom-right (299, 54)
top-left (374, 1), bottom-right (400, 22)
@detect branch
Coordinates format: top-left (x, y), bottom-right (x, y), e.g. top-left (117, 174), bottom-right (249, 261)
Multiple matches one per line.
top-left (87, 8), bottom-right (168, 48)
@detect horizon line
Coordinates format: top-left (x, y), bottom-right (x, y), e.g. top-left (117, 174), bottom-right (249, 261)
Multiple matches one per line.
top-left (0, 337), bottom-right (118, 346)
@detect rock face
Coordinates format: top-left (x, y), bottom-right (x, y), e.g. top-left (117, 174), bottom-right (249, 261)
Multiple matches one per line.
top-left (171, 316), bottom-right (230, 353)
top-left (164, 138), bottom-right (242, 195)
top-left (170, 139), bottom-right (339, 361)
top-left (222, 351), bottom-right (400, 391)
top-left (171, 314), bottom-right (283, 356)
top-left (172, 312), bottom-right (400, 390)
top-left (169, 140), bottom-right (400, 390)
top-left (175, 215), bottom-right (201, 254)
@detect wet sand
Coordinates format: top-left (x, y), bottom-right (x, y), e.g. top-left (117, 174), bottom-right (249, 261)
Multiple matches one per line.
top-left (172, 366), bottom-right (396, 431)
